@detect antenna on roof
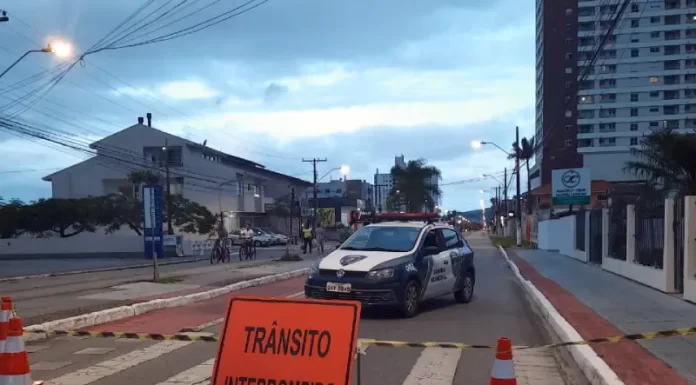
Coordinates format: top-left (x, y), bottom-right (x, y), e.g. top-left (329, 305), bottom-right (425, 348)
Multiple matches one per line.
top-left (202, 140), bottom-right (207, 147)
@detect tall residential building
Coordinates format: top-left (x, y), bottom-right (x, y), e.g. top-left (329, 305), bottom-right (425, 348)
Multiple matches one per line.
top-left (533, 0), bottom-right (696, 188)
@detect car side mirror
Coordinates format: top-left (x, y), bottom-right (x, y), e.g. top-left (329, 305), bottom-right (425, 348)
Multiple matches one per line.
top-left (421, 246), bottom-right (440, 257)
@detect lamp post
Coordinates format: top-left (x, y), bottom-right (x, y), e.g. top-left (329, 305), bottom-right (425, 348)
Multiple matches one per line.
top-left (0, 42), bottom-right (72, 79)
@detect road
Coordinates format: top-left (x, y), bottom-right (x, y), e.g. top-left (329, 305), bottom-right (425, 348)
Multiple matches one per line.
top-left (0, 245), bottom-right (301, 278)
top-left (20, 233), bottom-right (588, 385)
top-left (0, 245), bottom-right (330, 325)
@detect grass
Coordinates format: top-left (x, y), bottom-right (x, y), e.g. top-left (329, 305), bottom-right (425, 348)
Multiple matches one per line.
top-left (151, 276), bottom-right (185, 284)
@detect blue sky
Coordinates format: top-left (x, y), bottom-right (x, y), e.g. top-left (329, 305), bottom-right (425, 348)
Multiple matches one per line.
top-left (0, 0), bottom-right (535, 212)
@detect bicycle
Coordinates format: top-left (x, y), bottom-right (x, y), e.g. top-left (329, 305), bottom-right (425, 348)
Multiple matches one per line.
top-left (210, 238), bottom-right (231, 264)
top-left (238, 240), bottom-right (257, 261)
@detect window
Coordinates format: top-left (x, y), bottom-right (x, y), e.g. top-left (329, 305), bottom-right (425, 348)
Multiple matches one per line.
top-left (631, 19), bottom-right (640, 28)
top-left (630, 138), bottom-right (638, 145)
top-left (237, 181), bottom-right (244, 196)
top-left (651, 31), bottom-right (660, 38)
top-left (341, 226), bottom-right (422, 252)
top-left (650, 16), bottom-right (660, 23)
top-left (565, 53), bottom-right (573, 60)
top-left (649, 76), bottom-right (659, 83)
top-left (565, 124), bottom-right (573, 130)
top-left (631, 49), bottom-right (640, 57)
top-left (442, 229), bottom-right (463, 249)
top-left (564, 139), bottom-right (573, 147)
top-left (565, 38), bottom-right (573, 44)
top-left (649, 121), bottom-right (659, 127)
top-left (565, 110), bottom-right (573, 117)
top-left (650, 91), bottom-right (660, 97)
top-left (631, 3), bottom-right (639, 12)
top-left (650, 47), bottom-right (660, 53)
top-left (630, 123), bottom-right (638, 131)
top-left (565, 67), bottom-right (573, 74)
top-left (631, 108), bottom-right (639, 116)
top-left (565, 8), bottom-right (573, 15)
top-left (565, 81), bottom-right (572, 88)
top-left (631, 93), bottom-right (639, 102)
top-left (649, 107), bottom-right (660, 112)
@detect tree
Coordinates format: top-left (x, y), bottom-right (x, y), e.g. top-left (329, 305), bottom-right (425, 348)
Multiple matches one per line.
top-left (31, 198), bottom-right (101, 238)
top-left (509, 137), bottom-right (536, 214)
top-left (387, 159), bottom-right (442, 213)
top-left (623, 128), bottom-right (696, 196)
top-left (0, 198), bottom-right (32, 238)
top-left (169, 194), bottom-right (217, 234)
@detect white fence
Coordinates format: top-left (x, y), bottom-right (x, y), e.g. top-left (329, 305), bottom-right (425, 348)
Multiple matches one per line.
top-left (535, 196), bottom-right (696, 303)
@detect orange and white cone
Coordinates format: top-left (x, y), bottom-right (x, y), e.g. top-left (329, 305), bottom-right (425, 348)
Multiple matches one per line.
top-left (490, 337), bottom-right (516, 385)
top-left (0, 317), bottom-right (37, 385)
top-left (0, 296), bottom-right (12, 355)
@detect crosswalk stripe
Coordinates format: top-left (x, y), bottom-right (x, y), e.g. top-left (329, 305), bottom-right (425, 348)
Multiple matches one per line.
top-left (154, 358), bottom-right (215, 385)
top-left (401, 347), bottom-right (462, 385)
top-left (44, 341), bottom-right (193, 385)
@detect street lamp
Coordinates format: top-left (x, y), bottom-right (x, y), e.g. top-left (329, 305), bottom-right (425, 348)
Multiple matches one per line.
top-left (0, 41), bottom-right (73, 79)
top-left (318, 164), bottom-right (350, 182)
top-left (471, 140), bottom-right (511, 156)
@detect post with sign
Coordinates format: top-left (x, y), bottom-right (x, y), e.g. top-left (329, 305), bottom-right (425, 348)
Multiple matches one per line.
top-left (551, 168), bottom-right (591, 207)
top-left (212, 296), bottom-right (361, 385)
top-left (143, 184), bottom-right (164, 281)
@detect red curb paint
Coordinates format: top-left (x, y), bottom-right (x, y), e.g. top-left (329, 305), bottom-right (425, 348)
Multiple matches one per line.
top-left (507, 250), bottom-right (689, 385)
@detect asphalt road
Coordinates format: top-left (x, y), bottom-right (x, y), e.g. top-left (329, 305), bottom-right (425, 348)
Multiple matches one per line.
top-left (22, 233), bottom-right (587, 385)
top-left (0, 245), bottom-right (298, 278)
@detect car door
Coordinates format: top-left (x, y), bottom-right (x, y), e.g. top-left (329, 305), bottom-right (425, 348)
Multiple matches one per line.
top-left (420, 229), bottom-right (452, 299)
top-left (441, 228), bottom-right (466, 293)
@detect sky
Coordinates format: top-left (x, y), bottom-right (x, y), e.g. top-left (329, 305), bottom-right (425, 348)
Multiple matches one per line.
top-left (0, 0), bottom-right (535, 212)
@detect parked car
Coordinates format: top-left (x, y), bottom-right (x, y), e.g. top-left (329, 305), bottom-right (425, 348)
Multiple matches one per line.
top-left (229, 229), bottom-right (272, 247)
top-left (261, 228), bottom-right (288, 245)
top-left (252, 228), bottom-right (275, 247)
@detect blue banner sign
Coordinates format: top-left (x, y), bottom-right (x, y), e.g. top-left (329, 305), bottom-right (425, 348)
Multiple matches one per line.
top-left (142, 184), bottom-right (164, 259)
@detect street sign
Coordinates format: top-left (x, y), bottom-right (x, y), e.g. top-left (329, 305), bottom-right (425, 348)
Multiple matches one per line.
top-left (551, 168), bottom-right (591, 205)
top-left (142, 184), bottom-right (164, 259)
top-left (211, 296), bottom-right (361, 385)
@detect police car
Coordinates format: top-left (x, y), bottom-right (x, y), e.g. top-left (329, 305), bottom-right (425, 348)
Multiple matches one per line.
top-left (304, 212), bottom-right (475, 318)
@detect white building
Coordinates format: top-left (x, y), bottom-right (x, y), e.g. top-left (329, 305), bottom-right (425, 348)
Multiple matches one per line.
top-left (576, 0), bottom-right (696, 181)
top-left (42, 116), bottom-right (310, 230)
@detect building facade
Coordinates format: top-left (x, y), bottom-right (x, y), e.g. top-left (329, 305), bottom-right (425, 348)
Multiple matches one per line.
top-left (43, 116), bottom-right (310, 230)
top-left (533, 0), bottom-right (696, 187)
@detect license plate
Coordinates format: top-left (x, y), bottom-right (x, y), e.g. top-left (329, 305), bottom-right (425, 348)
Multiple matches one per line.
top-left (326, 282), bottom-right (352, 293)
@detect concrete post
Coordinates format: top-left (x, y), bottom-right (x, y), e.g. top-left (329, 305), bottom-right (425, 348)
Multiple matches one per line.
top-left (627, 204), bottom-right (636, 263)
top-left (585, 210), bottom-right (591, 254)
top-left (663, 198), bottom-right (676, 293)
top-left (684, 196), bottom-right (696, 303)
top-left (602, 208), bottom-right (609, 261)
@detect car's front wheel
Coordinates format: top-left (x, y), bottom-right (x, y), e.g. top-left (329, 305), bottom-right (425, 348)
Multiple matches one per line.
top-left (400, 280), bottom-right (421, 318)
top-left (454, 271), bottom-right (475, 303)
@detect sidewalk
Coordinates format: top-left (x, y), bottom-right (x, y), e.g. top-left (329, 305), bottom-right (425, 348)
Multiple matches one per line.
top-left (507, 248), bottom-right (696, 385)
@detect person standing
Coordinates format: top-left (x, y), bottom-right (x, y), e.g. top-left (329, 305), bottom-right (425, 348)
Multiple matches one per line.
top-left (315, 223), bottom-right (325, 253)
top-left (302, 221), bottom-right (313, 254)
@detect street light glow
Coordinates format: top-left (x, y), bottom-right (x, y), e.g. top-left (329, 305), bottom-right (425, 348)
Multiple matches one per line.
top-left (49, 41), bottom-right (72, 58)
top-left (471, 140), bottom-right (482, 149)
top-left (339, 165), bottom-right (350, 175)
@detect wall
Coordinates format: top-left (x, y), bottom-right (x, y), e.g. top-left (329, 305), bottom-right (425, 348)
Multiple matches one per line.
top-left (572, 211), bottom-right (590, 263)
top-left (536, 215), bottom-right (575, 257)
top-left (684, 196), bottom-right (696, 303)
top-left (0, 234), bottom-right (144, 259)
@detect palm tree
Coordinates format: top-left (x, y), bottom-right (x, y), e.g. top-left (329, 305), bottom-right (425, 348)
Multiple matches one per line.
top-left (509, 137), bottom-right (536, 214)
top-left (623, 128), bottom-right (696, 195)
top-left (388, 159), bottom-right (442, 213)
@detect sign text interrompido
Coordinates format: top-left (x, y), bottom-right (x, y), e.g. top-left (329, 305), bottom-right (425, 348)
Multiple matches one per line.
top-left (212, 296), bottom-right (361, 385)
top-left (551, 168), bottom-right (591, 205)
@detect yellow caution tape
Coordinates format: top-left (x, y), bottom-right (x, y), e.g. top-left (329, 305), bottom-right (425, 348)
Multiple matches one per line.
top-left (23, 326), bottom-right (696, 348)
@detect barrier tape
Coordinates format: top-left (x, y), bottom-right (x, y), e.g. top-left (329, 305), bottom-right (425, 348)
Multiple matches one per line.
top-left (23, 326), bottom-right (696, 348)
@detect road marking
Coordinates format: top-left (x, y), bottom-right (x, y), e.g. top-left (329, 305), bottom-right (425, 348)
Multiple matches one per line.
top-left (154, 358), bottom-right (215, 385)
top-left (45, 341), bottom-right (193, 385)
top-left (513, 348), bottom-right (565, 385)
top-left (287, 291), bottom-right (304, 298)
top-left (401, 347), bottom-right (461, 385)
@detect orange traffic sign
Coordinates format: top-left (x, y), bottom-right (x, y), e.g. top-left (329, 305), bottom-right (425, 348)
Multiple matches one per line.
top-left (211, 296), bottom-right (361, 385)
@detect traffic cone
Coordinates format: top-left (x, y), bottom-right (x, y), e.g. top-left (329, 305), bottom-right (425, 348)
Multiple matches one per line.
top-left (0, 297), bottom-right (12, 355)
top-left (490, 337), bottom-right (516, 385)
top-left (0, 317), bottom-right (38, 385)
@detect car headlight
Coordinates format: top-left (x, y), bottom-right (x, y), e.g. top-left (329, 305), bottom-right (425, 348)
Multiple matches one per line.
top-left (309, 262), bottom-right (320, 276)
top-left (367, 268), bottom-right (395, 280)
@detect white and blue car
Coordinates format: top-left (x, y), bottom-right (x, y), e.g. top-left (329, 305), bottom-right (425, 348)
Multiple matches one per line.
top-left (305, 217), bottom-right (475, 318)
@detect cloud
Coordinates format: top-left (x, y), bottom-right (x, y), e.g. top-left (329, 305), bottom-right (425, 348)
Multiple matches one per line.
top-left (0, 0), bottom-right (536, 211)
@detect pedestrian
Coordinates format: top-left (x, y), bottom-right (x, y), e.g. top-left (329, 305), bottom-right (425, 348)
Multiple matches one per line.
top-left (302, 221), bottom-right (313, 254)
top-left (315, 223), bottom-right (325, 253)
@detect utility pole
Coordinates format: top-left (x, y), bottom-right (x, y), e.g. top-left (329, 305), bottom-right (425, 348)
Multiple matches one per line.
top-left (515, 125), bottom-right (522, 246)
top-left (503, 168), bottom-right (509, 217)
top-left (164, 137), bottom-right (173, 235)
top-left (302, 158), bottom-right (327, 232)
top-left (289, 187), bottom-right (295, 245)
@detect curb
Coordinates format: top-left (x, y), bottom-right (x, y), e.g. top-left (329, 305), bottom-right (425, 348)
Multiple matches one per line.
top-left (23, 267), bottom-right (309, 342)
top-left (0, 257), bottom-right (207, 283)
top-left (497, 246), bottom-right (624, 385)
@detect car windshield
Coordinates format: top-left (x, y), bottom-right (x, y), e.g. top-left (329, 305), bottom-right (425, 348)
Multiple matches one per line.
top-left (253, 228), bottom-right (267, 235)
top-left (341, 226), bottom-right (421, 252)
top-left (261, 228), bottom-right (275, 234)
